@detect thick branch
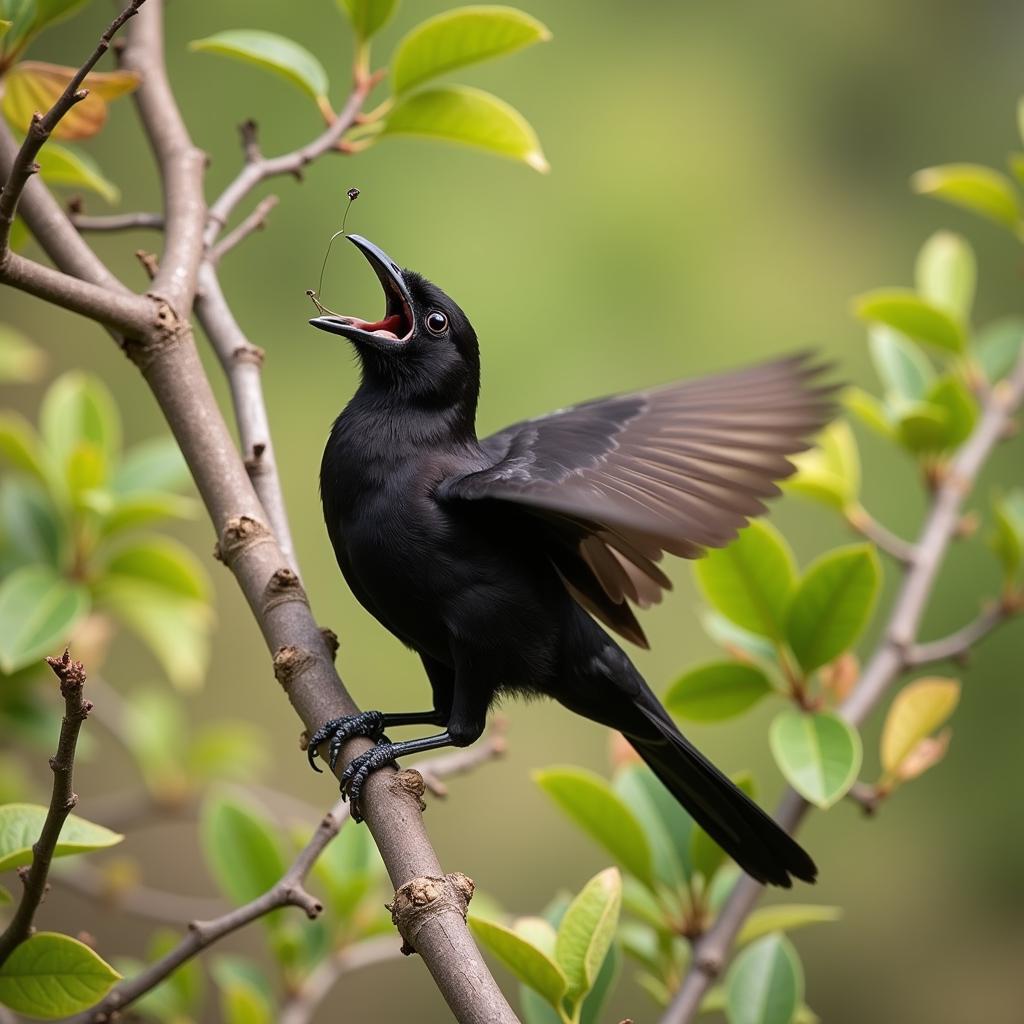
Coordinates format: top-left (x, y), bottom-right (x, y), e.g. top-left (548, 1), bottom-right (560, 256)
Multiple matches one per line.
top-left (661, 352), bottom-right (1024, 1024)
top-left (0, 651), bottom-right (92, 966)
top-left (120, 0), bottom-right (205, 312)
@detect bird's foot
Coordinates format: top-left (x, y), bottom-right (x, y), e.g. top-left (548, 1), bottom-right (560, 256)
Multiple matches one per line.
top-left (306, 710), bottom-right (385, 773)
top-left (338, 741), bottom-right (400, 822)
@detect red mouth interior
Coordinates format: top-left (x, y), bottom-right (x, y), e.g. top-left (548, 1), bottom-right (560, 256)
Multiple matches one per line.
top-left (350, 313), bottom-right (405, 334)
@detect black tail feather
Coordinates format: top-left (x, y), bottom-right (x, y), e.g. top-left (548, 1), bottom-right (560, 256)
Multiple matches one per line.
top-left (629, 705), bottom-right (817, 887)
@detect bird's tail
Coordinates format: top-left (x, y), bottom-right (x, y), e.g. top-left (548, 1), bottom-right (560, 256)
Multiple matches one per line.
top-left (628, 703), bottom-right (817, 887)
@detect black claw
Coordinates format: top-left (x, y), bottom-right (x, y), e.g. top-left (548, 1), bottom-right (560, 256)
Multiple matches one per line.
top-left (338, 741), bottom-right (400, 821)
top-left (306, 711), bottom-right (386, 772)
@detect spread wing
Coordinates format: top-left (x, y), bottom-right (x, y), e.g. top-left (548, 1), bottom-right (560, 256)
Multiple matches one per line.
top-left (440, 353), bottom-right (834, 647)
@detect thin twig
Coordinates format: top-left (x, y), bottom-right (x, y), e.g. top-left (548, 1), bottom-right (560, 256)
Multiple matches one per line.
top-left (0, 651), bottom-right (92, 966)
top-left (845, 504), bottom-right (916, 566)
top-left (208, 195), bottom-right (279, 265)
top-left (660, 352), bottom-right (1024, 1024)
top-left (905, 599), bottom-right (1019, 666)
top-left (845, 780), bottom-right (882, 816)
top-left (70, 211), bottom-right (164, 232)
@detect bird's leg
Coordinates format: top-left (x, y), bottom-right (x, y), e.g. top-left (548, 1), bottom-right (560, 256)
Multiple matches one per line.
top-left (306, 709), bottom-right (446, 773)
top-left (339, 731), bottom-right (456, 821)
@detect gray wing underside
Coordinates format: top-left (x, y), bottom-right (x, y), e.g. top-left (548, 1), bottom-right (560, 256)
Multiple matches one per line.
top-left (440, 353), bottom-right (834, 647)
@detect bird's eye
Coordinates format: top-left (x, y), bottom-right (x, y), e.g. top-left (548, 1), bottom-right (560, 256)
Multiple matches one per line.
top-left (425, 311), bottom-right (448, 335)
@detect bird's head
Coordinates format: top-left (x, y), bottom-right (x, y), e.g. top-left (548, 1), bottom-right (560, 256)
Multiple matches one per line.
top-left (309, 235), bottom-right (479, 419)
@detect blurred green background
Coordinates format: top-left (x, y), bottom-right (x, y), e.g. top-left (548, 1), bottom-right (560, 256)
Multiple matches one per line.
top-left (3, 0), bottom-right (1024, 1021)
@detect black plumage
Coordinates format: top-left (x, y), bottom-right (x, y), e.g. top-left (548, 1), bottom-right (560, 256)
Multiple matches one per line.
top-left (308, 235), bottom-right (830, 887)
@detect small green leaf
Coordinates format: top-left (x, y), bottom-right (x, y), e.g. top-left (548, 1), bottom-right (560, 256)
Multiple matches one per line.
top-left (974, 318), bottom-right (1024, 384)
top-left (200, 793), bottom-right (286, 909)
top-left (0, 932), bottom-right (121, 1019)
top-left (336, 0), bottom-right (397, 41)
top-left (99, 491), bottom-right (198, 537)
top-left (187, 721), bottom-right (267, 784)
top-left (0, 803), bottom-right (122, 871)
top-left (0, 565), bottom-right (89, 673)
top-left (665, 662), bottom-right (773, 722)
top-left (554, 867), bottom-right (621, 1004)
top-left (121, 688), bottom-right (188, 794)
top-left (841, 387), bottom-right (895, 440)
top-left (769, 710), bottom-right (862, 809)
top-left (36, 142), bottom-right (119, 203)
top-left (854, 289), bottom-right (965, 353)
top-left (895, 401), bottom-right (948, 453)
top-left (912, 163), bottom-right (1022, 232)
top-left (103, 536), bottom-right (209, 601)
top-left (701, 610), bottom-right (778, 664)
top-left (880, 677), bottom-right (960, 777)
top-left (725, 933), bottom-right (803, 1024)
top-left (0, 325), bottom-right (45, 382)
top-left (785, 544), bottom-right (880, 672)
top-left (469, 916), bottom-right (567, 1008)
top-left (0, 411), bottom-right (48, 481)
top-left (40, 372), bottom-right (120, 481)
top-left (924, 374), bottom-right (977, 451)
top-left (736, 905), bottom-right (842, 947)
top-left (534, 766), bottom-right (654, 887)
top-left (392, 6), bottom-right (551, 95)
top-left (381, 85), bottom-right (548, 172)
top-left (694, 521), bottom-right (797, 640)
top-left (914, 231), bottom-right (975, 319)
top-left (786, 420), bottom-right (860, 510)
top-left (212, 956), bottom-right (274, 1024)
top-left (989, 489), bottom-right (1024, 580)
top-left (868, 326), bottom-right (935, 404)
top-left (113, 436), bottom-right (190, 495)
top-left (189, 30), bottom-right (329, 106)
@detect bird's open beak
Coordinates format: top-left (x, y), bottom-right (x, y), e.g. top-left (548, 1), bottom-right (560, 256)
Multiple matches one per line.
top-left (308, 235), bottom-right (415, 345)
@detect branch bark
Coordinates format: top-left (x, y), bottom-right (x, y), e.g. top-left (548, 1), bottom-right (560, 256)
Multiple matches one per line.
top-left (660, 352), bottom-right (1024, 1024)
top-left (0, 651), bottom-right (92, 966)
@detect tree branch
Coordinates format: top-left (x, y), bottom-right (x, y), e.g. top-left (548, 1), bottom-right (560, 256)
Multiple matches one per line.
top-left (845, 504), bottom-right (916, 566)
top-left (660, 352), bottom-right (1024, 1024)
top-left (0, 651), bottom-right (92, 966)
top-left (904, 598), bottom-right (1019, 667)
top-left (208, 195), bottom-right (279, 265)
top-left (70, 210), bottom-right (163, 232)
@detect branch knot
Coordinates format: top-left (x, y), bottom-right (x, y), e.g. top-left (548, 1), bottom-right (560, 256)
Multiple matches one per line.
top-left (386, 872), bottom-right (475, 957)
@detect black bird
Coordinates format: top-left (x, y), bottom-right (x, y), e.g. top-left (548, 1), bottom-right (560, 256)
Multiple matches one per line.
top-left (308, 235), bottom-right (829, 887)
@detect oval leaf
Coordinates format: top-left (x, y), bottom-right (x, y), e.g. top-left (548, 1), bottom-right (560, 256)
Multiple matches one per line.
top-left (336, 0), bottom-right (397, 41)
top-left (392, 6), bottom-right (551, 95)
top-left (554, 867), bottom-right (621, 1003)
top-left (842, 386), bottom-right (895, 440)
top-left (914, 231), bottom-right (975, 319)
top-left (737, 904), bottom-right (842, 947)
top-left (854, 288), bottom-right (965, 353)
top-left (785, 544), bottom-right (880, 672)
top-left (694, 521), bottom-right (796, 640)
top-left (786, 420), bottom-right (860, 510)
top-left (989, 488), bottom-right (1024, 580)
top-left (381, 85), bottom-right (548, 171)
top-left (113, 436), bottom-right (191, 495)
top-left (0, 411), bottom-right (47, 481)
top-left (469, 916), bottom-right (567, 1008)
top-left (0, 803), bottom-right (122, 872)
top-left (975, 318), bottom-right (1024, 385)
top-left (769, 710), bottom-right (862, 809)
top-left (103, 535), bottom-right (209, 600)
top-left (189, 30), bottom-right (329, 105)
top-left (41, 371), bottom-right (120, 475)
top-left (534, 766), bottom-right (654, 887)
top-left (0, 932), bottom-right (121, 1019)
top-left (665, 661), bottom-right (773, 722)
top-left (868, 326), bottom-right (935, 403)
top-left (912, 163), bottom-right (1022, 231)
top-left (0, 565), bottom-right (89, 673)
top-left (725, 933), bottom-right (803, 1024)
top-left (880, 677), bottom-right (960, 777)
top-left (36, 142), bottom-right (119, 203)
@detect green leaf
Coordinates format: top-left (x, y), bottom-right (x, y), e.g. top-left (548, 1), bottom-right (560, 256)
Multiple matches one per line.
top-left (0, 325), bottom-right (45, 382)
top-left (854, 289), bottom-right (965, 353)
top-left (914, 231), bottom-right (975, 319)
top-left (0, 411), bottom-right (48, 482)
top-left (212, 956), bottom-right (274, 1024)
top-left (103, 536), bottom-right (209, 601)
top-left (554, 867), bottom-right (621, 1004)
top-left (701, 610), bottom-right (778, 664)
top-left (725, 933), bottom-right (803, 1024)
top-left (665, 661), bottom-right (773, 722)
top-left (912, 163), bottom-right (1022, 232)
top-left (784, 544), bottom-right (880, 672)
top-left (187, 721), bottom-right (268, 784)
top-left (613, 763), bottom-right (691, 887)
top-left (189, 30), bottom-right (329, 106)
top-left (736, 905), bottom-right (842, 947)
top-left (95, 577), bottom-right (211, 691)
top-left (693, 521), bottom-right (796, 640)
top-left (534, 767), bottom-right (654, 887)
top-left (40, 372), bottom-right (120, 482)
top-left (311, 815), bottom-right (382, 921)
top-left (0, 803), bottom-right (122, 872)
top-left (381, 85), bottom-right (548, 172)
top-left (989, 488), bottom-right (1024, 579)
top-left (974, 318), bottom-right (1024, 384)
top-left (785, 420), bottom-right (860, 510)
top-left (36, 142), bottom-right (119, 203)
top-left (0, 932), bottom-right (120, 1018)
top-left (880, 677), bottom-right (960, 777)
top-left (99, 491), bottom-right (198, 537)
top-left (469, 916), bottom-right (567, 1008)
top-left (895, 401), bottom-right (949, 453)
top-left (691, 772), bottom-right (755, 883)
top-left (769, 710), bottom-right (862, 809)
top-left (121, 689), bottom-right (188, 794)
top-left (392, 6), bottom-right (551, 95)
top-left (113, 436), bottom-right (190, 495)
top-left (0, 565), bottom-right (89, 673)
top-left (0, 0), bottom-right (35, 55)
top-left (868, 326), bottom-right (935, 404)
top-left (924, 373), bottom-right (977, 450)
top-left (29, 0), bottom-right (88, 35)
top-left (337, 0), bottom-right (397, 41)
top-left (200, 793), bottom-right (286, 909)
top-left (841, 387), bottom-right (895, 440)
